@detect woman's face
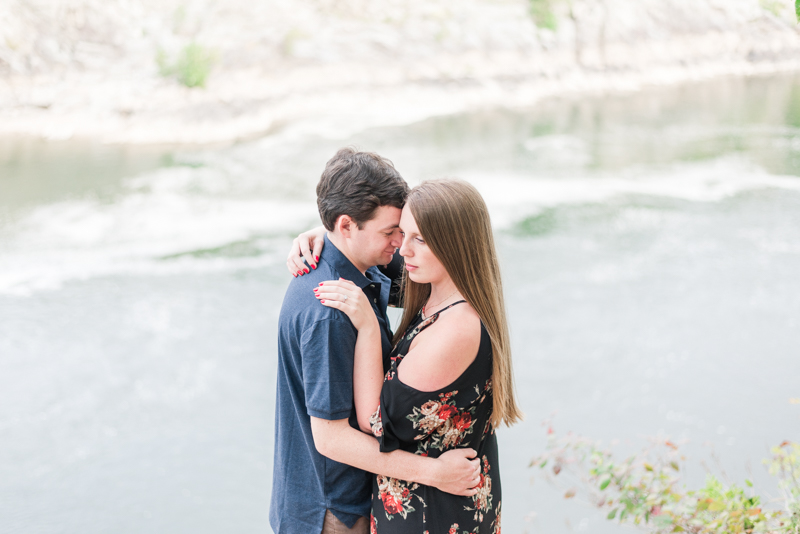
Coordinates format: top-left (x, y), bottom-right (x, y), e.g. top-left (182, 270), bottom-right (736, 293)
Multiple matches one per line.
top-left (398, 205), bottom-right (449, 285)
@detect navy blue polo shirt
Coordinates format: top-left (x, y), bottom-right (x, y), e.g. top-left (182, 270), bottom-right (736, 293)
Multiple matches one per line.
top-left (270, 234), bottom-right (394, 534)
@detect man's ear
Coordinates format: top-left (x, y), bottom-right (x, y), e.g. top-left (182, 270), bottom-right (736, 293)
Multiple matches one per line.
top-left (335, 214), bottom-right (354, 237)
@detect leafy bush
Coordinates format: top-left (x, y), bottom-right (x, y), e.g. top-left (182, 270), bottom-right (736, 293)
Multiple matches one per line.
top-left (529, 0), bottom-right (558, 30)
top-left (156, 43), bottom-right (216, 88)
top-left (531, 428), bottom-right (800, 533)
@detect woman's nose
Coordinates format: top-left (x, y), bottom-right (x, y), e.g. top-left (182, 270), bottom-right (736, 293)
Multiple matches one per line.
top-left (399, 238), bottom-right (411, 257)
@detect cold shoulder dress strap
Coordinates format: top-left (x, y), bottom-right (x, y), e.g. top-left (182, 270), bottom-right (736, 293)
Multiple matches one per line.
top-left (417, 299), bottom-right (467, 333)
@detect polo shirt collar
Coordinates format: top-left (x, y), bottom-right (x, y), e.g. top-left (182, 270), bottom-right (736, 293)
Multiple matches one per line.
top-left (323, 233), bottom-right (376, 289)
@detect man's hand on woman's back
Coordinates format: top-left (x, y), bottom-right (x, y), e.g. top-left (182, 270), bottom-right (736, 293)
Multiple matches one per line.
top-left (431, 448), bottom-right (482, 497)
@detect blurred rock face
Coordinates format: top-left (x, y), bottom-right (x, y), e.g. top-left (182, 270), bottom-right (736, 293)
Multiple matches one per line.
top-left (1, 0), bottom-right (799, 143)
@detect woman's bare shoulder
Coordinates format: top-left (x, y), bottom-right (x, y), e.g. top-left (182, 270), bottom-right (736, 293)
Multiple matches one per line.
top-left (398, 303), bottom-right (482, 392)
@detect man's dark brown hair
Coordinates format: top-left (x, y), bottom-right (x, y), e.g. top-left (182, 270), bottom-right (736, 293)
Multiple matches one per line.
top-left (316, 147), bottom-right (409, 231)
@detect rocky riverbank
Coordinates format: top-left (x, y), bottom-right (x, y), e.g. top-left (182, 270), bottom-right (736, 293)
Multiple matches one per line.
top-left (2, 0), bottom-right (799, 144)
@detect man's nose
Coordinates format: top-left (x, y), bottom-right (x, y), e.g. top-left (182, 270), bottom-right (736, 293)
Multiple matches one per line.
top-left (390, 230), bottom-right (402, 248)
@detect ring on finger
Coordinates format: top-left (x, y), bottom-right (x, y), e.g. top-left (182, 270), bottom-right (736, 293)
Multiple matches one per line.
top-left (343, 295), bottom-right (348, 302)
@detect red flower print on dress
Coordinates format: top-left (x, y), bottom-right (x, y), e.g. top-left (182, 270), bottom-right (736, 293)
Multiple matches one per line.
top-left (381, 493), bottom-right (400, 515)
top-left (437, 404), bottom-right (458, 421)
top-left (464, 455), bottom-right (494, 523)
top-left (491, 502), bottom-right (502, 534)
top-left (376, 474), bottom-right (422, 520)
top-left (370, 514), bottom-right (378, 534)
top-left (370, 407), bottom-right (383, 437)
top-left (453, 412), bottom-right (472, 432)
top-left (448, 524), bottom-right (481, 534)
top-left (406, 390), bottom-right (478, 453)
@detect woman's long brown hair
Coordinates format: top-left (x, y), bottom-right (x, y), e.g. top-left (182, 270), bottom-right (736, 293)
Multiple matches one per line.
top-left (393, 179), bottom-right (522, 428)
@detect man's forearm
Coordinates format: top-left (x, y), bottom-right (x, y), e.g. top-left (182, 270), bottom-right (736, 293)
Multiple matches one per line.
top-left (311, 417), bottom-right (437, 486)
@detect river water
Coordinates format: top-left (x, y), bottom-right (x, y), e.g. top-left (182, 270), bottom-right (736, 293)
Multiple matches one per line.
top-left (2, 73), bottom-right (800, 534)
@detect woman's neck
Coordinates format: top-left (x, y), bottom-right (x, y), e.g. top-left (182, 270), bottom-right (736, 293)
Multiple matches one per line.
top-left (425, 278), bottom-right (461, 315)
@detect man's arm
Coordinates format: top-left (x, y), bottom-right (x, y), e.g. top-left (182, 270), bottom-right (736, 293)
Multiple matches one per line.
top-left (310, 417), bottom-right (480, 496)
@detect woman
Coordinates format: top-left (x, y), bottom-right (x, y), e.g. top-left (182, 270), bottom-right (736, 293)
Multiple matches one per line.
top-left (297, 179), bottom-right (520, 534)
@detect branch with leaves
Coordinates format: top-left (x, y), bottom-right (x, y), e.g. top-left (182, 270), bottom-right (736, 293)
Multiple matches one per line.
top-left (531, 428), bottom-right (800, 533)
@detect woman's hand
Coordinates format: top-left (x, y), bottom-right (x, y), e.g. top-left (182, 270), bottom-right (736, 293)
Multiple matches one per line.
top-left (287, 225), bottom-right (326, 276)
top-left (315, 279), bottom-right (378, 332)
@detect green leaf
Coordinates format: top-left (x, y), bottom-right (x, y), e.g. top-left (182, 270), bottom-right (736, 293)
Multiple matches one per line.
top-left (796, 0), bottom-right (800, 23)
top-left (600, 478), bottom-right (612, 490)
top-left (654, 514), bottom-right (674, 527)
top-left (745, 478), bottom-right (754, 488)
top-left (708, 500), bottom-right (726, 512)
top-left (607, 508), bottom-right (618, 520)
top-left (670, 461), bottom-right (680, 471)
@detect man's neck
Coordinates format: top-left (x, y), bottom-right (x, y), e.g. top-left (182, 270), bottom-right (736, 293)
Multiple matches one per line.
top-left (327, 231), bottom-right (368, 275)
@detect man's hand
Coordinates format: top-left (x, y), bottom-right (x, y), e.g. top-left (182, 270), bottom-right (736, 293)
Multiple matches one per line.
top-left (429, 448), bottom-right (481, 497)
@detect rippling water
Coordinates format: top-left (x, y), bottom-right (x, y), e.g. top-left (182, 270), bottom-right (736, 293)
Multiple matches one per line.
top-left (2, 74), bottom-right (800, 534)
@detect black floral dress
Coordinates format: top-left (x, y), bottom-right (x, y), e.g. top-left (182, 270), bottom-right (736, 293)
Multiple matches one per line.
top-left (368, 302), bottom-right (501, 534)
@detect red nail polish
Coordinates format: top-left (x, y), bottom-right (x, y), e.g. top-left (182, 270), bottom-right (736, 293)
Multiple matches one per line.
top-left (320, 300), bottom-right (325, 303)
top-left (319, 282), bottom-right (324, 286)
top-left (293, 274), bottom-right (297, 278)
top-left (304, 268), bottom-right (309, 274)
top-left (297, 271), bottom-right (302, 276)
top-left (313, 288), bottom-right (318, 292)
top-left (312, 265), bottom-right (316, 270)
top-left (315, 256), bottom-right (319, 262)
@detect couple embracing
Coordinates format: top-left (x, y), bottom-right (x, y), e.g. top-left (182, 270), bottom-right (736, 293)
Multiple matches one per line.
top-left (270, 148), bottom-right (521, 534)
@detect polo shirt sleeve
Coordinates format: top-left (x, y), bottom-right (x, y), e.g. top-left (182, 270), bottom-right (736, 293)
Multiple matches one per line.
top-left (300, 317), bottom-right (357, 420)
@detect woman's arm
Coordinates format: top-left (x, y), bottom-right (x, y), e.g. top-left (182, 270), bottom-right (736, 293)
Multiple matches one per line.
top-left (286, 225), bottom-right (326, 276)
top-left (315, 280), bottom-right (383, 433)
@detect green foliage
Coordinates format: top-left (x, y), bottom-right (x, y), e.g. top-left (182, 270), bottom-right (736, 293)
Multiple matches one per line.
top-left (796, 0), bottom-right (799, 23)
top-left (515, 210), bottom-right (558, 236)
top-left (766, 441), bottom-right (800, 531)
top-left (529, 0), bottom-right (558, 30)
top-left (760, 0), bottom-right (785, 17)
top-left (156, 43), bottom-right (216, 88)
top-left (531, 429), bottom-right (800, 533)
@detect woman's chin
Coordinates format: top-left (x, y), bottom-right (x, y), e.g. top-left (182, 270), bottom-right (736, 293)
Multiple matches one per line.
top-left (406, 270), bottom-right (427, 284)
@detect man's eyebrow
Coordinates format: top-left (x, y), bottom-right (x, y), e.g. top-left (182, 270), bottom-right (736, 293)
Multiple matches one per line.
top-left (379, 224), bottom-right (400, 231)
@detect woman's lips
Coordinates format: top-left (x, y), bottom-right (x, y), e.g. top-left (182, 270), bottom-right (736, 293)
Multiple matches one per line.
top-left (405, 263), bottom-right (418, 271)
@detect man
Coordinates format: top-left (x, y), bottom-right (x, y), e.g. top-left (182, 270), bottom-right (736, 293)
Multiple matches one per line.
top-left (270, 148), bottom-right (480, 534)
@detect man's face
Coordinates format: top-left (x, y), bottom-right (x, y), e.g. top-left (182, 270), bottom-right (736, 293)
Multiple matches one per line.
top-left (349, 205), bottom-right (403, 270)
